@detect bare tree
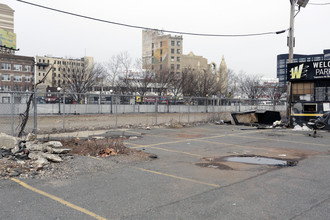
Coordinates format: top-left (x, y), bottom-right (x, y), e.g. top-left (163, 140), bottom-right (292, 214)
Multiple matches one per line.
top-left (134, 58), bottom-right (153, 96)
top-left (181, 67), bottom-right (198, 97)
top-left (194, 69), bottom-right (217, 97)
top-left (116, 51), bottom-right (134, 95)
top-left (264, 83), bottom-right (287, 102)
top-left (237, 72), bottom-right (265, 102)
top-left (105, 55), bottom-right (121, 92)
top-left (153, 67), bottom-right (173, 96)
top-left (226, 69), bottom-right (238, 98)
top-left (60, 59), bottom-right (105, 102)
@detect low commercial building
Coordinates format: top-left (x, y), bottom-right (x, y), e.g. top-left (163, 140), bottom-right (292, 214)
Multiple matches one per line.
top-left (288, 60), bottom-right (330, 129)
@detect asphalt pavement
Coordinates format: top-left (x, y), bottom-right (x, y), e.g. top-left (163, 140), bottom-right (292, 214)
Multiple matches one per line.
top-left (1, 124), bottom-right (329, 220)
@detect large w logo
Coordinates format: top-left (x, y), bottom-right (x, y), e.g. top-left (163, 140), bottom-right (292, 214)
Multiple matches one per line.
top-left (290, 64), bottom-right (304, 79)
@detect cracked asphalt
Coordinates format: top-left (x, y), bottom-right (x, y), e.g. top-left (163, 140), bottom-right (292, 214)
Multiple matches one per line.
top-left (1, 124), bottom-right (330, 220)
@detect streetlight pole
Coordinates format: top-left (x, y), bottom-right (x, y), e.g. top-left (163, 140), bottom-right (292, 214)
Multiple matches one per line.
top-left (57, 87), bottom-right (61, 114)
top-left (110, 89), bottom-right (113, 114)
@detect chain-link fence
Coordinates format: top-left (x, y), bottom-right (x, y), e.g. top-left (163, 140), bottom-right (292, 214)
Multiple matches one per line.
top-left (0, 91), bottom-right (287, 136)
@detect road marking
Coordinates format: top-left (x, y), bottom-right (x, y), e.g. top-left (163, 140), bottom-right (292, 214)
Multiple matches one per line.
top-left (238, 135), bottom-right (330, 147)
top-left (10, 178), bottom-right (107, 220)
top-left (124, 142), bottom-right (204, 157)
top-left (135, 167), bottom-right (220, 188)
top-left (88, 156), bottom-right (104, 161)
top-left (124, 130), bottom-right (264, 157)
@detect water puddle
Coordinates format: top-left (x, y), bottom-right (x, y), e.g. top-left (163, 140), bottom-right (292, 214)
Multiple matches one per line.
top-left (224, 156), bottom-right (296, 166)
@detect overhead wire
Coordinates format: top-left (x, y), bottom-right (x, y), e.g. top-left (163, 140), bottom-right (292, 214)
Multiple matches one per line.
top-left (16, 0), bottom-right (287, 37)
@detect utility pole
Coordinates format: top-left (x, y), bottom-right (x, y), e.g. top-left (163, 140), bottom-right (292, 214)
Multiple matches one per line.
top-left (286, 0), bottom-right (309, 126)
top-left (286, 0), bottom-right (296, 124)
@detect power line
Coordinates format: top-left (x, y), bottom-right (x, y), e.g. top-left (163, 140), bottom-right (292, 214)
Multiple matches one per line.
top-left (309, 2), bottom-right (330, 5)
top-left (17, 0), bottom-right (287, 37)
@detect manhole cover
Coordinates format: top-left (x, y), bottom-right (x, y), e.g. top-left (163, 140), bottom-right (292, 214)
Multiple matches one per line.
top-left (224, 156), bottom-right (297, 166)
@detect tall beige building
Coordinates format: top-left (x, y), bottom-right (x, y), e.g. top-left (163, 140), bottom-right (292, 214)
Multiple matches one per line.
top-left (35, 55), bottom-right (94, 91)
top-left (142, 30), bottom-right (183, 75)
top-left (0, 3), bottom-right (14, 32)
top-left (0, 3), bottom-right (16, 54)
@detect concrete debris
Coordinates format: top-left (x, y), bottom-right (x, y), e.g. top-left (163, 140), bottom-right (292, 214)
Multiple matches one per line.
top-left (44, 141), bottom-right (63, 148)
top-left (0, 133), bottom-right (18, 149)
top-left (0, 134), bottom-right (71, 178)
top-left (27, 133), bottom-right (36, 142)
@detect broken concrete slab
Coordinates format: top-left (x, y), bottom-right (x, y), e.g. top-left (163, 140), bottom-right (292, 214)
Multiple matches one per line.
top-left (0, 133), bottom-right (18, 149)
top-left (43, 141), bottom-right (63, 148)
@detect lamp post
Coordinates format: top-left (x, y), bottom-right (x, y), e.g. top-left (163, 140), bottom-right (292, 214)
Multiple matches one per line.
top-left (110, 89), bottom-right (113, 114)
top-left (57, 87), bottom-right (61, 114)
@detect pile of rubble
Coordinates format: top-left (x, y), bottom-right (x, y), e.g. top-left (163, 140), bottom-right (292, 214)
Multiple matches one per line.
top-left (0, 133), bottom-right (71, 178)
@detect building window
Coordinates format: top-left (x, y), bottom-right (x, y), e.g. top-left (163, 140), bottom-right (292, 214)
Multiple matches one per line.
top-left (58, 74), bottom-right (60, 77)
top-left (1, 63), bottom-right (11, 70)
top-left (25, 65), bottom-right (31, 72)
top-left (13, 85), bottom-right (22, 91)
top-left (160, 49), bottom-right (163, 55)
top-left (25, 76), bottom-right (30, 82)
top-left (160, 41), bottom-right (163, 47)
top-left (171, 41), bottom-right (175, 46)
top-left (54, 60), bottom-right (57, 64)
top-left (152, 43), bottom-right (154, 49)
top-left (25, 86), bottom-right (30, 91)
top-left (177, 49), bottom-right (181, 54)
top-left (160, 57), bottom-right (163, 62)
top-left (1, 85), bottom-right (10, 91)
top-left (171, 49), bottom-right (174, 54)
top-left (14, 75), bottom-right (22, 82)
top-left (177, 57), bottom-right (180, 62)
top-left (1, 74), bottom-right (10, 81)
top-left (152, 50), bottom-right (154, 56)
top-left (171, 56), bottom-right (175, 62)
top-left (177, 64), bottom-right (180, 70)
top-left (13, 64), bottom-right (22, 71)
top-left (177, 41), bottom-right (181, 46)
top-left (160, 64), bottom-right (162, 70)
top-left (152, 65), bottom-right (154, 70)
top-left (171, 64), bottom-right (174, 70)
top-left (38, 73), bottom-right (41, 76)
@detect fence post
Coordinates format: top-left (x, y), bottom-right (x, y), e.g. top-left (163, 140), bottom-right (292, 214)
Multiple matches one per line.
top-left (115, 95), bottom-right (118, 128)
top-left (63, 93), bottom-right (66, 131)
top-left (10, 92), bottom-right (14, 136)
top-left (188, 97), bottom-right (191, 124)
top-left (212, 98), bottom-right (215, 122)
top-left (155, 97), bottom-right (158, 125)
top-left (33, 88), bottom-right (37, 136)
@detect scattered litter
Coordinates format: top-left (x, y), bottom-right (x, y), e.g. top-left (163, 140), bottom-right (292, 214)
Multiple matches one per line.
top-left (292, 124), bottom-right (311, 131)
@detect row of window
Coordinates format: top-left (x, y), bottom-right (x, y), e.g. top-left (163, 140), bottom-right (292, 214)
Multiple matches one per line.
top-left (0, 85), bottom-right (30, 91)
top-left (1, 74), bottom-right (31, 82)
top-left (152, 40), bottom-right (181, 49)
top-left (38, 59), bottom-right (84, 66)
top-left (1, 63), bottom-right (32, 72)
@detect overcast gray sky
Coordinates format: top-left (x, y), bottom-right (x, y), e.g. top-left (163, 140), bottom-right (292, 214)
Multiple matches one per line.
top-left (4, 0), bottom-right (330, 78)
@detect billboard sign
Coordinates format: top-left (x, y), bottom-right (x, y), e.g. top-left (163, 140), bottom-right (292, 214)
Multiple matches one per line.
top-left (287, 61), bottom-right (330, 82)
top-left (0, 28), bottom-right (16, 49)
